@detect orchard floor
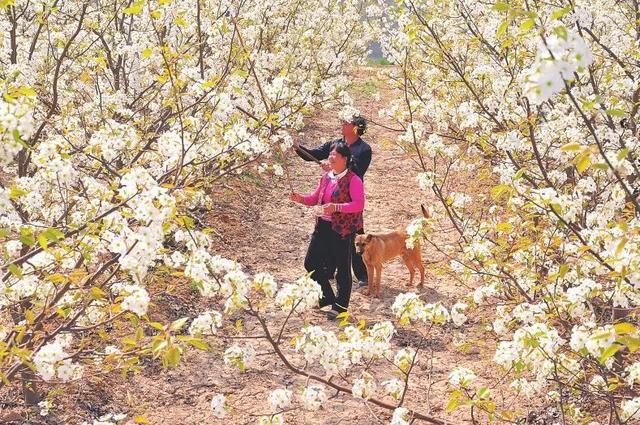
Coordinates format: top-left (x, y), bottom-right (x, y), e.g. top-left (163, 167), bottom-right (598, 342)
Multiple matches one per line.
top-left (3, 67), bottom-right (539, 424)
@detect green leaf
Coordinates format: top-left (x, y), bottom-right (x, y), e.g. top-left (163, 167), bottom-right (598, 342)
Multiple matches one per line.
top-left (169, 317), bottom-right (189, 332)
top-left (615, 238), bottom-right (628, 257)
top-left (614, 322), bottom-right (638, 335)
top-left (9, 186), bottom-right (28, 200)
top-left (553, 25), bottom-right (568, 40)
top-left (19, 228), bottom-right (35, 247)
top-left (551, 5), bottom-right (573, 20)
top-left (152, 339), bottom-right (168, 355)
top-left (12, 129), bottom-right (29, 149)
top-left (513, 168), bottom-right (526, 181)
top-left (560, 142), bottom-right (581, 152)
top-left (599, 344), bottom-right (622, 364)
top-left (576, 154), bottom-right (591, 173)
top-left (90, 286), bottom-right (107, 300)
top-left (490, 184), bottom-right (512, 200)
top-left (16, 86), bottom-right (37, 97)
top-left (492, 2), bottom-right (509, 12)
top-left (182, 337), bottom-right (210, 350)
top-left (8, 264), bottom-right (23, 278)
top-left (165, 345), bottom-right (181, 367)
top-left (496, 20), bottom-right (509, 38)
top-left (37, 233), bottom-right (48, 249)
top-left (606, 108), bottom-right (625, 118)
top-left (42, 228), bottom-right (65, 242)
top-left (446, 389), bottom-right (465, 412)
top-left (123, 0), bottom-right (144, 14)
top-left (592, 163), bottom-right (609, 170)
top-left (519, 18), bottom-right (535, 31)
top-left (477, 386), bottom-right (491, 400)
top-left (618, 336), bottom-right (640, 352)
top-left (0, 0), bottom-right (17, 10)
top-left (617, 148), bottom-right (629, 161)
top-left (149, 322), bottom-right (165, 331)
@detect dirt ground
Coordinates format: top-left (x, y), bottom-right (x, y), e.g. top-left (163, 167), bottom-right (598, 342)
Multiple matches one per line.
top-left (2, 66), bottom-right (533, 424)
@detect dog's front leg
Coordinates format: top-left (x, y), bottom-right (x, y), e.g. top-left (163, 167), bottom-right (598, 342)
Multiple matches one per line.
top-left (374, 263), bottom-right (382, 298)
top-left (363, 260), bottom-right (375, 297)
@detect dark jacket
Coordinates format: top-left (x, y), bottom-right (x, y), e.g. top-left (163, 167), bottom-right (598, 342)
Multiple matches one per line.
top-left (295, 137), bottom-right (372, 180)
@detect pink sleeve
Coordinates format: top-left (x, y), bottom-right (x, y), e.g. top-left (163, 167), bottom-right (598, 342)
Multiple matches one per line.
top-left (301, 175), bottom-right (325, 206)
top-left (337, 175), bottom-right (365, 213)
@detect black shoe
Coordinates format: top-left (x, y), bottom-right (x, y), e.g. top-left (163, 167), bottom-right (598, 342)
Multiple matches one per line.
top-left (357, 280), bottom-right (368, 288)
top-left (326, 304), bottom-right (348, 320)
top-left (315, 299), bottom-right (333, 310)
top-left (325, 308), bottom-right (342, 320)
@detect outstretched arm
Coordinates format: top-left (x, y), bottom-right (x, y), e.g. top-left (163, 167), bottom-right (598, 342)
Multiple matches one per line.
top-left (294, 140), bottom-right (332, 162)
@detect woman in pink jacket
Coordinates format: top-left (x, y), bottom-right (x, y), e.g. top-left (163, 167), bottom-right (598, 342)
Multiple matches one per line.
top-left (290, 142), bottom-right (365, 319)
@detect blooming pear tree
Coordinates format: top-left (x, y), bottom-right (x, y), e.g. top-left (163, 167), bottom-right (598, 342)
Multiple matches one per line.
top-left (0, 0), bottom-right (373, 408)
top-left (377, 0), bottom-right (640, 422)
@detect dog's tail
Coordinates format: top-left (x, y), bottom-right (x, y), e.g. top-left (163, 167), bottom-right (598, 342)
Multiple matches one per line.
top-left (421, 204), bottom-right (430, 218)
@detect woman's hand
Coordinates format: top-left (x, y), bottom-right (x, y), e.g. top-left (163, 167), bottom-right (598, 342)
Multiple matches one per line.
top-left (290, 192), bottom-right (304, 203)
top-left (322, 203), bottom-right (337, 214)
top-left (320, 161), bottom-right (331, 172)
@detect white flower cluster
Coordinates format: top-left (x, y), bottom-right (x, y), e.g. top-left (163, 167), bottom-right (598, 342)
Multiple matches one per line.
top-left (450, 302), bottom-right (468, 326)
top-left (338, 102), bottom-right (360, 123)
top-left (524, 32), bottom-right (593, 104)
top-left (301, 384), bottom-right (328, 411)
top-left (81, 413), bottom-right (127, 425)
top-left (112, 283), bottom-right (150, 317)
top-left (391, 293), bottom-right (450, 325)
top-left (268, 388), bottom-right (293, 411)
top-left (253, 272), bottom-right (278, 298)
top-left (33, 335), bottom-right (84, 382)
top-left (295, 321), bottom-right (395, 377)
top-left (405, 217), bottom-right (429, 249)
top-left (448, 366), bottom-right (477, 388)
top-left (621, 397), bottom-right (640, 422)
top-left (382, 378), bottom-right (405, 400)
top-left (625, 362), bottom-right (640, 387)
top-left (188, 310), bottom-right (223, 336)
top-left (87, 120), bottom-right (140, 162)
top-left (416, 171), bottom-right (435, 191)
top-left (352, 371), bottom-right (377, 400)
top-left (0, 96), bottom-right (34, 167)
top-left (494, 322), bottom-right (575, 394)
top-left (258, 415), bottom-right (285, 425)
top-left (210, 393), bottom-right (227, 419)
top-left (390, 407), bottom-right (411, 425)
top-left (393, 348), bottom-right (416, 373)
top-left (223, 344), bottom-right (256, 373)
top-left (275, 275), bottom-right (322, 312)
top-left (38, 399), bottom-right (54, 417)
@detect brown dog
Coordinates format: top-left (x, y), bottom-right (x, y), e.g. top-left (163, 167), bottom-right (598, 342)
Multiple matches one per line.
top-left (355, 205), bottom-right (429, 298)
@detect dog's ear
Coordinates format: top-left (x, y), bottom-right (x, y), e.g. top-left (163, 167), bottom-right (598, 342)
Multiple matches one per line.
top-left (421, 204), bottom-right (430, 218)
top-left (365, 233), bottom-right (373, 241)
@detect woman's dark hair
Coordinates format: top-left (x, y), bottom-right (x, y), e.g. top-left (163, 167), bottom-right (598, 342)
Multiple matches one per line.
top-left (332, 141), bottom-right (352, 165)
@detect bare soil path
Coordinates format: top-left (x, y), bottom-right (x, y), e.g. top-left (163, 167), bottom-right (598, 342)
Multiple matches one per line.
top-left (5, 67), bottom-right (524, 425)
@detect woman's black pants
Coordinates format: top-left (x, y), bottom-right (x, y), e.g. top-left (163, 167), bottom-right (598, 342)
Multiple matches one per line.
top-left (304, 219), bottom-right (353, 312)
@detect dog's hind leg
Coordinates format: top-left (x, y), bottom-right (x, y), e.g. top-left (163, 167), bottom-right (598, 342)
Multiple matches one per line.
top-left (402, 254), bottom-right (416, 287)
top-left (416, 258), bottom-right (425, 287)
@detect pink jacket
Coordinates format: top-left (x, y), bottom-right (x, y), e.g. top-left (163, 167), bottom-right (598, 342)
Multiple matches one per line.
top-left (302, 172), bottom-right (365, 221)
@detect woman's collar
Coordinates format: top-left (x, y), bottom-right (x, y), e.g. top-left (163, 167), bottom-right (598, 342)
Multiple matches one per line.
top-left (328, 168), bottom-right (349, 180)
